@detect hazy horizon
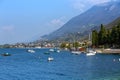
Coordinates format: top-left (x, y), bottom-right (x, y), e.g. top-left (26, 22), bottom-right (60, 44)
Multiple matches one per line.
top-left (0, 0), bottom-right (114, 44)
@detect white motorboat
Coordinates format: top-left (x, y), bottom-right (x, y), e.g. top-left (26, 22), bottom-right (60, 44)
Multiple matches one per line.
top-left (27, 49), bottom-right (35, 53)
top-left (71, 51), bottom-right (82, 55)
top-left (49, 49), bottom-right (54, 52)
top-left (48, 57), bottom-right (54, 61)
top-left (86, 50), bottom-right (96, 56)
top-left (56, 50), bottom-right (60, 53)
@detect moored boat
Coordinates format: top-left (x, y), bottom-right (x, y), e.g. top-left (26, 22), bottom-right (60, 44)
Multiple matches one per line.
top-left (86, 50), bottom-right (96, 56)
top-left (49, 49), bottom-right (54, 52)
top-left (44, 52), bottom-right (50, 55)
top-left (27, 49), bottom-right (35, 53)
top-left (1, 53), bottom-right (11, 56)
top-left (71, 51), bottom-right (82, 55)
top-left (48, 57), bottom-right (54, 61)
top-left (56, 50), bottom-right (60, 53)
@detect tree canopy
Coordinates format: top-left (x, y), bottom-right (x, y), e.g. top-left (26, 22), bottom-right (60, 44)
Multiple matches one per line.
top-left (92, 24), bottom-right (120, 48)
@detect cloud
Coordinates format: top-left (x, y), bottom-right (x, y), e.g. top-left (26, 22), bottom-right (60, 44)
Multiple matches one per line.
top-left (47, 16), bottom-right (66, 28)
top-left (1, 25), bottom-right (15, 32)
top-left (87, 0), bottom-right (111, 4)
top-left (50, 18), bottom-right (64, 27)
top-left (0, 25), bottom-right (15, 44)
top-left (71, 0), bottom-right (112, 11)
top-left (73, 2), bottom-right (86, 12)
top-left (42, 16), bottom-right (67, 34)
top-left (0, 25), bottom-right (15, 38)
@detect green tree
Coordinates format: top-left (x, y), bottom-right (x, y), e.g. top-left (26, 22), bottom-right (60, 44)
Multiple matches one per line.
top-left (98, 24), bottom-right (107, 46)
top-left (60, 43), bottom-right (66, 49)
top-left (92, 30), bottom-right (98, 47)
top-left (106, 29), bottom-right (111, 47)
top-left (118, 25), bottom-right (120, 47)
top-left (116, 25), bottom-right (120, 46)
top-left (73, 42), bottom-right (80, 50)
top-left (111, 26), bottom-right (118, 47)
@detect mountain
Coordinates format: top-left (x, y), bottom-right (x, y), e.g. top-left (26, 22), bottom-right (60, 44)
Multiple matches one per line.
top-left (106, 17), bottom-right (120, 29)
top-left (90, 16), bottom-right (120, 32)
top-left (42, 1), bottom-right (120, 40)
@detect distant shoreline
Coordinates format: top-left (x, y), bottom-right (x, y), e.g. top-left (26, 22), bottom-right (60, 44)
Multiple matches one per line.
top-left (0, 48), bottom-right (120, 54)
top-left (96, 49), bottom-right (120, 54)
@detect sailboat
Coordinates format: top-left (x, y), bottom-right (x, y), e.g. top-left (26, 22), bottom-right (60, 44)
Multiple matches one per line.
top-left (86, 49), bottom-right (96, 56)
top-left (86, 32), bottom-right (96, 56)
top-left (70, 32), bottom-right (82, 55)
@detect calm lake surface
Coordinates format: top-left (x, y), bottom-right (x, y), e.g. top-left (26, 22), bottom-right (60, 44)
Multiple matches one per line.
top-left (0, 48), bottom-right (120, 80)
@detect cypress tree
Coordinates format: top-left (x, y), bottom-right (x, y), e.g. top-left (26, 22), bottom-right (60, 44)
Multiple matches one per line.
top-left (111, 26), bottom-right (118, 47)
top-left (106, 29), bottom-right (111, 47)
top-left (118, 25), bottom-right (120, 47)
top-left (92, 30), bottom-right (98, 47)
top-left (116, 25), bottom-right (120, 47)
top-left (98, 24), bottom-right (107, 46)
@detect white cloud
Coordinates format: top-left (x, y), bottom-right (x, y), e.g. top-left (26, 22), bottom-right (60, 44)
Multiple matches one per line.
top-left (71, 0), bottom-right (111, 11)
top-left (0, 25), bottom-right (15, 44)
top-left (50, 19), bottom-right (64, 27)
top-left (0, 25), bottom-right (15, 38)
top-left (87, 0), bottom-right (111, 4)
top-left (73, 2), bottom-right (86, 12)
top-left (1, 25), bottom-right (15, 32)
top-left (42, 16), bottom-right (67, 34)
top-left (47, 16), bottom-right (66, 28)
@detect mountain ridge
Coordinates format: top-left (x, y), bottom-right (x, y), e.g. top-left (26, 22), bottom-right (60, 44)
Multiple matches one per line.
top-left (106, 17), bottom-right (120, 29)
top-left (42, 1), bottom-right (120, 40)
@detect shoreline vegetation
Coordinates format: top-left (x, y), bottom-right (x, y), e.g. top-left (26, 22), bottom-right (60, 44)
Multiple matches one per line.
top-left (92, 24), bottom-right (120, 49)
top-left (0, 23), bottom-right (120, 54)
top-left (0, 42), bottom-right (120, 54)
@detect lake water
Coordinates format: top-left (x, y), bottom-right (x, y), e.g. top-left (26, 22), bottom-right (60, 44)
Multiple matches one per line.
top-left (0, 48), bottom-right (120, 80)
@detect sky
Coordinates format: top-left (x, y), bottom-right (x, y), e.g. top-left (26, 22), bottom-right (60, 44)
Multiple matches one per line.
top-left (0, 0), bottom-right (113, 44)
